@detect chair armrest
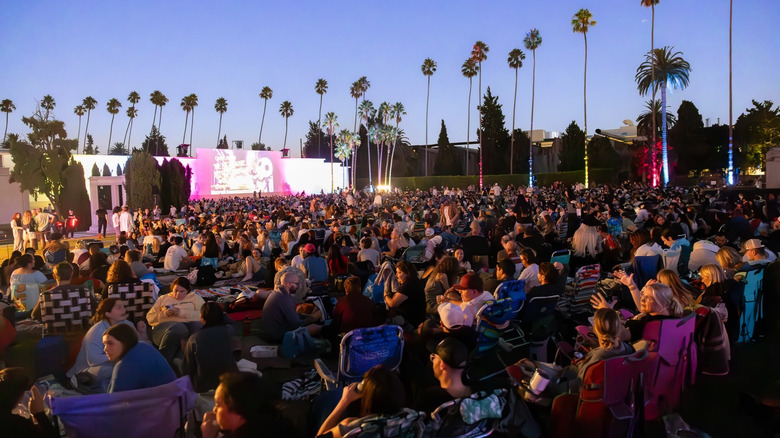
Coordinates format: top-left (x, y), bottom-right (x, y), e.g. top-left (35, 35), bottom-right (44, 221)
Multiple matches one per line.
top-left (314, 358), bottom-right (336, 390)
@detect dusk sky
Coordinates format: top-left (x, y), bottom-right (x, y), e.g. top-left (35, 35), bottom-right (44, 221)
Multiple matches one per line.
top-left (2, 0), bottom-right (778, 157)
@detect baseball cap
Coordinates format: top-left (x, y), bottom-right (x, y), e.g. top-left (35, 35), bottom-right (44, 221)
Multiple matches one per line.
top-left (452, 272), bottom-right (483, 291)
top-left (428, 337), bottom-right (469, 369)
top-left (437, 302), bottom-right (468, 329)
top-left (742, 239), bottom-right (764, 253)
top-left (425, 228), bottom-right (435, 237)
top-left (304, 243), bottom-right (316, 254)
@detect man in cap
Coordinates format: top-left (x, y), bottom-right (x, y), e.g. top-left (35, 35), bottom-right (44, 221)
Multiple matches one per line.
top-left (414, 337), bottom-right (473, 414)
top-left (446, 272), bottom-right (494, 322)
top-left (741, 239), bottom-right (775, 271)
top-left (301, 243), bottom-right (329, 285)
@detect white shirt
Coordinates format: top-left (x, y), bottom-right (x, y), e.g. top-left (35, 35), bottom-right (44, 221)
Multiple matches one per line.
top-left (112, 212), bottom-right (120, 228)
top-left (119, 211), bottom-right (134, 233)
top-left (164, 245), bottom-right (189, 271)
top-left (518, 263), bottom-right (540, 292)
top-left (460, 291), bottom-right (496, 325)
top-left (635, 242), bottom-right (664, 258)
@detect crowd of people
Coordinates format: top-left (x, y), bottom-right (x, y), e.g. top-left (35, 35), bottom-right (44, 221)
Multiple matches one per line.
top-left (1, 180), bottom-right (779, 437)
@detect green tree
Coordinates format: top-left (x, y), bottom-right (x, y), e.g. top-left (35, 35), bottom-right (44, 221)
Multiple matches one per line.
top-left (507, 48), bottom-right (525, 174)
top-left (434, 120), bottom-right (461, 175)
top-left (251, 142), bottom-right (268, 151)
top-left (471, 41), bottom-right (489, 187)
top-left (279, 100), bottom-right (294, 154)
top-left (335, 130), bottom-right (353, 189)
top-left (421, 58), bottom-right (437, 176)
top-left (41, 95), bottom-right (56, 120)
top-left (83, 134), bottom-right (97, 155)
top-left (324, 112), bottom-right (338, 192)
top-left (215, 97), bottom-right (228, 147)
top-left (141, 125), bottom-right (169, 156)
top-left (478, 87), bottom-right (511, 175)
top-left (102, 163), bottom-right (111, 176)
top-left (461, 59), bottom-right (478, 175)
top-left (81, 96), bottom-right (97, 154)
top-left (588, 136), bottom-right (620, 172)
top-left (670, 100), bottom-right (706, 175)
top-left (91, 163), bottom-right (101, 176)
top-left (149, 90), bottom-right (167, 133)
top-left (358, 100), bottom-right (375, 187)
top-left (350, 80), bottom-right (362, 134)
top-left (106, 98), bottom-right (122, 153)
top-left (123, 106), bottom-right (138, 154)
top-left (187, 93), bottom-right (198, 154)
top-left (73, 104), bottom-right (85, 147)
top-left (636, 46), bottom-right (691, 186)
top-left (8, 104), bottom-right (78, 211)
top-left (523, 29), bottom-right (542, 186)
top-left (641, 0), bottom-right (661, 184)
top-left (125, 150), bottom-right (161, 209)
top-left (572, 9), bottom-right (596, 187)
top-left (315, 78), bottom-right (328, 157)
top-left (2, 98), bottom-right (15, 146)
top-left (734, 100), bottom-right (780, 170)
top-left (180, 94), bottom-right (193, 145)
top-left (302, 121), bottom-right (328, 158)
top-left (109, 142), bottom-right (125, 155)
top-left (116, 163), bottom-right (123, 175)
top-left (387, 102), bottom-right (406, 186)
top-left (123, 91), bottom-right (140, 154)
top-left (60, 161), bottom-right (92, 230)
top-left (258, 86), bottom-right (273, 145)
top-left (559, 121), bottom-right (585, 171)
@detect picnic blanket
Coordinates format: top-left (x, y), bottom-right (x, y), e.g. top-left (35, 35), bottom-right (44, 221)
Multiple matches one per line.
top-left (193, 284), bottom-right (261, 300)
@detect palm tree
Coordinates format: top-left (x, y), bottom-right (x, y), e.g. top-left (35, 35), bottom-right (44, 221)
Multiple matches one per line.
top-left (1, 99), bottom-right (14, 145)
top-left (82, 96), bottom-right (97, 154)
top-left (523, 29), bottom-right (542, 187)
top-left (641, 0), bottom-right (660, 186)
top-left (349, 133), bottom-right (361, 190)
top-left (157, 92), bottom-right (169, 133)
top-left (315, 79), bottom-right (328, 157)
top-left (377, 101), bottom-right (392, 185)
top-left (350, 81), bottom-right (362, 133)
top-left (335, 130), bottom-right (353, 189)
top-left (106, 98), bottom-right (122, 154)
top-left (387, 102), bottom-right (406, 185)
top-left (461, 59), bottom-right (478, 175)
top-left (73, 105), bottom-right (85, 145)
top-left (124, 106), bottom-right (138, 154)
top-left (471, 41), bottom-right (489, 188)
top-left (421, 58), bottom-right (437, 177)
top-left (150, 90), bottom-right (163, 132)
top-left (636, 99), bottom-right (676, 137)
top-left (279, 100), bottom-right (294, 154)
top-left (572, 9), bottom-right (596, 188)
top-left (323, 112), bottom-right (338, 192)
top-left (507, 49), bottom-right (526, 175)
top-left (358, 100), bottom-right (375, 188)
top-left (215, 97), bottom-right (228, 147)
top-left (123, 91), bottom-right (140, 153)
top-left (258, 86), bottom-right (273, 145)
top-left (635, 46), bottom-right (691, 186)
top-left (188, 93), bottom-right (198, 155)
top-left (41, 95), bottom-right (56, 120)
top-left (728, 0), bottom-right (734, 184)
top-left (180, 95), bottom-right (192, 145)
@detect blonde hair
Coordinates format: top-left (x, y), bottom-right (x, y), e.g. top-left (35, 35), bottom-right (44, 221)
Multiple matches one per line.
top-left (716, 246), bottom-right (741, 271)
top-left (593, 308), bottom-right (621, 349)
top-left (643, 283), bottom-right (684, 317)
top-left (656, 269), bottom-right (696, 308)
top-left (572, 224), bottom-right (600, 258)
top-left (699, 263), bottom-right (726, 286)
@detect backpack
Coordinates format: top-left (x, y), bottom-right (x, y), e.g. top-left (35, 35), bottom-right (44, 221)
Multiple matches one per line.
top-left (196, 265), bottom-right (218, 287)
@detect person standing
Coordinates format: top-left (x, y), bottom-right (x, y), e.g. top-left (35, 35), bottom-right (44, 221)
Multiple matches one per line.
top-left (112, 207), bottom-right (121, 240)
top-left (33, 208), bottom-right (52, 247)
top-left (119, 206), bottom-right (134, 236)
top-left (65, 210), bottom-right (79, 239)
top-left (95, 207), bottom-right (108, 238)
top-left (10, 213), bottom-right (24, 252)
top-left (22, 210), bottom-right (37, 250)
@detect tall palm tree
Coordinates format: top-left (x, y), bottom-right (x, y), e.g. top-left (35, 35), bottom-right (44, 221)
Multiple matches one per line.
top-left (41, 95), bottom-right (56, 120)
top-left (124, 106), bottom-right (138, 154)
top-left (323, 112), bottom-right (338, 192)
top-left (636, 46), bottom-right (691, 186)
top-left (187, 93), bottom-right (198, 155)
top-left (73, 104), bottom-right (85, 145)
top-left (377, 101), bottom-right (392, 185)
top-left (572, 9), bottom-right (596, 188)
top-left (150, 90), bottom-right (163, 132)
top-left (106, 98), bottom-right (122, 154)
top-left (1, 99), bottom-right (14, 145)
top-left (157, 92), bottom-right (169, 133)
top-left (335, 130), bottom-right (353, 189)
top-left (507, 49), bottom-right (526, 175)
top-left (258, 86), bottom-right (273, 145)
top-left (279, 100), bottom-right (294, 154)
top-left (728, 0), bottom-right (734, 184)
top-left (421, 58), bottom-right (437, 177)
top-left (523, 29), bottom-right (542, 187)
top-left (358, 100), bottom-right (375, 188)
top-left (641, 0), bottom-right (660, 186)
top-left (387, 102), bottom-right (406, 185)
top-left (471, 41), bottom-right (489, 188)
top-left (350, 81), bottom-right (362, 134)
top-left (180, 95), bottom-right (193, 145)
top-left (123, 91), bottom-right (140, 152)
top-left (82, 96), bottom-right (97, 154)
top-left (461, 59), bottom-right (478, 176)
top-left (215, 97), bottom-right (228, 147)
top-left (315, 79), bottom-right (328, 157)
top-left (636, 99), bottom-right (676, 138)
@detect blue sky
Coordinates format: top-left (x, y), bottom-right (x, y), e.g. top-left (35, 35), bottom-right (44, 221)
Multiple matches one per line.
top-left (2, 0), bottom-right (778, 157)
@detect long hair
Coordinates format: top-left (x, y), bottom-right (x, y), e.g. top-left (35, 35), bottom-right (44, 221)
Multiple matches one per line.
top-left (359, 365), bottom-right (405, 417)
top-left (699, 263), bottom-right (727, 286)
top-left (593, 308), bottom-right (621, 349)
top-left (92, 298), bottom-right (121, 325)
top-left (715, 246), bottom-right (741, 271)
top-left (218, 372), bottom-right (282, 430)
top-left (572, 224), bottom-right (600, 258)
top-left (104, 323), bottom-right (138, 360)
top-left (107, 259), bottom-right (135, 284)
top-left (656, 269), bottom-right (696, 308)
top-left (433, 256), bottom-right (460, 285)
top-left (643, 283), bottom-right (684, 318)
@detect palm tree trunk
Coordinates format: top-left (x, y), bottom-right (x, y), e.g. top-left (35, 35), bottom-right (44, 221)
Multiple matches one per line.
top-left (728, 0), bottom-right (734, 184)
top-left (650, 4), bottom-right (657, 187)
top-left (283, 117), bottom-right (289, 150)
top-left (511, 67), bottom-right (517, 175)
top-left (182, 112), bottom-right (189, 145)
top-left (466, 78), bottom-right (472, 176)
top-left (583, 33), bottom-right (589, 188)
top-left (189, 109), bottom-right (195, 157)
top-left (122, 117), bottom-right (131, 151)
top-left (425, 76), bottom-right (430, 177)
top-left (76, 116), bottom-right (82, 147)
top-left (3, 113), bottom-right (8, 144)
top-left (330, 131), bottom-right (334, 193)
top-left (318, 97), bottom-right (323, 158)
top-left (259, 100), bottom-right (267, 145)
top-left (151, 106), bottom-right (158, 133)
top-left (128, 117), bottom-right (134, 155)
top-left (108, 115), bottom-right (116, 153)
top-left (83, 111), bottom-right (91, 154)
top-left (661, 83), bottom-right (669, 186)
top-left (217, 113), bottom-right (223, 147)
top-left (477, 62), bottom-right (483, 189)
top-left (529, 51), bottom-right (536, 187)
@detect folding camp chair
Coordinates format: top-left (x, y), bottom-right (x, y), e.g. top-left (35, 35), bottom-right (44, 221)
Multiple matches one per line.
top-left (48, 376), bottom-right (197, 438)
top-left (550, 249), bottom-right (571, 272)
top-left (40, 285), bottom-right (93, 337)
top-left (469, 299), bottom-right (516, 381)
top-left (314, 324), bottom-right (404, 391)
top-left (559, 264), bottom-right (600, 317)
top-left (738, 269), bottom-right (764, 343)
top-left (632, 255), bottom-right (662, 290)
top-left (429, 389), bottom-right (513, 438)
top-left (107, 281), bottom-right (155, 324)
top-left (342, 408), bottom-right (426, 438)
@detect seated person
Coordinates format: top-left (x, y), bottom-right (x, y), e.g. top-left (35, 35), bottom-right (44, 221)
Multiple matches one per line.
top-left (241, 248), bottom-right (265, 283)
top-left (527, 262), bottom-right (564, 300)
top-left (439, 272), bottom-right (494, 324)
top-left (259, 272), bottom-right (322, 343)
top-left (384, 261), bottom-right (426, 329)
top-left (9, 254), bottom-right (49, 317)
top-left (163, 236), bottom-right (195, 271)
top-left (317, 365), bottom-right (406, 438)
top-left (487, 259), bottom-right (515, 295)
top-left (184, 302), bottom-right (238, 393)
top-left (301, 243), bottom-right (329, 285)
top-left (42, 232), bottom-right (69, 269)
top-left (0, 367), bottom-right (57, 438)
top-left (517, 248), bottom-right (540, 293)
top-left (413, 337), bottom-right (472, 414)
top-left (453, 248), bottom-right (471, 275)
top-left (67, 298), bottom-right (141, 393)
top-left (331, 276), bottom-right (380, 334)
top-left (273, 259), bottom-right (309, 304)
top-left (146, 277), bottom-right (204, 367)
top-left (357, 237), bottom-right (381, 267)
top-left (423, 256), bottom-right (460, 314)
top-left (739, 238), bottom-right (775, 272)
top-left (100, 259), bottom-right (140, 300)
top-left (124, 249), bottom-right (150, 279)
top-left (103, 323), bottom-right (176, 393)
top-left (30, 261), bottom-right (80, 320)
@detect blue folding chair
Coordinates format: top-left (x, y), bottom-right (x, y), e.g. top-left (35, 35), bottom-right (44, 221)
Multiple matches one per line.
top-left (550, 249), bottom-right (571, 271)
top-left (470, 299), bottom-right (516, 381)
top-left (632, 254), bottom-right (663, 289)
top-left (738, 269), bottom-right (764, 343)
top-left (314, 324), bottom-right (404, 391)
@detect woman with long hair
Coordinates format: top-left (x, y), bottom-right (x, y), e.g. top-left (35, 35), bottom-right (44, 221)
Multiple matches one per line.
top-left (698, 263), bottom-right (741, 340)
top-left (21, 210), bottom-right (37, 251)
top-left (102, 323), bottom-right (176, 393)
top-left (424, 256), bottom-right (460, 314)
top-left (593, 282), bottom-right (683, 343)
top-left (10, 213), bottom-right (24, 252)
top-left (0, 367), bottom-right (57, 437)
top-left (382, 228), bottom-right (410, 258)
top-left (386, 260), bottom-right (425, 328)
top-left (327, 244), bottom-right (349, 277)
top-left (655, 269), bottom-right (697, 309)
top-left (715, 246), bottom-right (743, 279)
